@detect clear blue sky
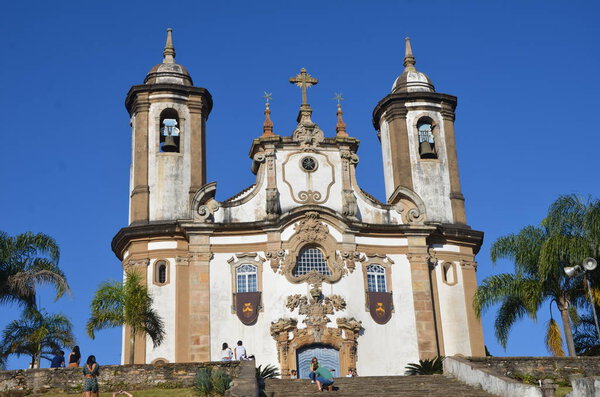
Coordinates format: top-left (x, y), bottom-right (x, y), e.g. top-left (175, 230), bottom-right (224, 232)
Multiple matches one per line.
top-left (1, 1), bottom-right (599, 369)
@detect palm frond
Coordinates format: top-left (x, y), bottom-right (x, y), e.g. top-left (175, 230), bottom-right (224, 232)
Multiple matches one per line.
top-left (545, 317), bottom-right (565, 356)
top-left (404, 357), bottom-right (444, 375)
top-left (494, 297), bottom-right (528, 348)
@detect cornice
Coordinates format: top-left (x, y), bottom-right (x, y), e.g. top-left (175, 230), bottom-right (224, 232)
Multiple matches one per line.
top-left (125, 84), bottom-right (213, 117)
top-left (372, 91), bottom-right (457, 131)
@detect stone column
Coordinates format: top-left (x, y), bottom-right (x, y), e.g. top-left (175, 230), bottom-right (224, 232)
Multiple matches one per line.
top-left (407, 237), bottom-right (439, 359)
top-left (130, 93), bottom-right (150, 224)
top-left (175, 255), bottom-right (190, 362)
top-left (188, 94), bottom-right (206, 202)
top-left (441, 103), bottom-right (466, 225)
top-left (188, 233), bottom-right (212, 362)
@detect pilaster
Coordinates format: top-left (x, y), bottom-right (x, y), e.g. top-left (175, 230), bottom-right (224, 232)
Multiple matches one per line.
top-left (384, 105), bottom-right (413, 193)
top-left (407, 236), bottom-right (439, 359)
top-left (441, 103), bottom-right (466, 224)
top-left (188, 233), bottom-right (212, 362)
top-left (189, 94), bottom-right (206, 202)
top-left (459, 257), bottom-right (485, 356)
top-left (130, 93), bottom-right (150, 224)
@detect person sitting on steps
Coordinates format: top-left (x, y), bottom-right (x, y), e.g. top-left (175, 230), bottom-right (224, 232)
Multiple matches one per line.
top-left (314, 365), bottom-right (335, 392)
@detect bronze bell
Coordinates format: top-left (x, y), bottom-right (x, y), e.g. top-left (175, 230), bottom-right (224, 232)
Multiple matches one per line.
top-left (419, 141), bottom-right (436, 159)
top-left (162, 135), bottom-right (178, 152)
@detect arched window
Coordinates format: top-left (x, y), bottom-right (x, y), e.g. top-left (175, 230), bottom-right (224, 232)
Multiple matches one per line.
top-left (293, 247), bottom-right (331, 276)
top-left (236, 264), bottom-right (258, 293)
top-left (159, 108), bottom-right (180, 153)
top-left (366, 264), bottom-right (387, 292)
top-left (442, 262), bottom-right (457, 286)
top-left (417, 118), bottom-right (437, 159)
top-left (154, 260), bottom-right (169, 285)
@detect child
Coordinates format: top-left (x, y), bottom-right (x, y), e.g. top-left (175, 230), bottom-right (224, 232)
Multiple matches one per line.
top-left (290, 369), bottom-right (298, 379)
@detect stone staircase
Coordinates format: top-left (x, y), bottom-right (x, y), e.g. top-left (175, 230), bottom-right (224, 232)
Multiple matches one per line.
top-left (264, 375), bottom-right (496, 397)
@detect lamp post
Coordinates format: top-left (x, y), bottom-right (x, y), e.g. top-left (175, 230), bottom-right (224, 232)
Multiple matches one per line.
top-left (564, 258), bottom-right (600, 343)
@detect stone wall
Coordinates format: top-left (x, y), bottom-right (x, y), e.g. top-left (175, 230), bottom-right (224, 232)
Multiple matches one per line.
top-left (466, 356), bottom-right (600, 385)
top-left (0, 361), bottom-right (244, 396)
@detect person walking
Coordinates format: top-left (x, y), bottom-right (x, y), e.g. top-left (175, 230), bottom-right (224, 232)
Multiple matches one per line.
top-left (221, 343), bottom-right (233, 361)
top-left (49, 351), bottom-right (65, 368)
top-left (68, 346), bottom-right (81, 368)
top-left (234, 340), bottom-right (247, 360)
top-left (308, 357), bottom-right (319, 383)
top-left (82, 355), bottom-right (100, 397)
top-left (314, 366), bottom-right (335, 392)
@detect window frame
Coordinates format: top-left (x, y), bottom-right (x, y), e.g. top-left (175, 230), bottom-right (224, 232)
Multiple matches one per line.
top-left (361, 254), bottom-right (394, 311)
top-left (153, 259), bottom-right (170, 286)
top-left (292, 246), bottom-right (332, 277)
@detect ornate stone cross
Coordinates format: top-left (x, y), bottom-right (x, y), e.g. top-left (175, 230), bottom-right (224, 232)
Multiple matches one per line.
top-left (289, 68), bottom-right (318, 105)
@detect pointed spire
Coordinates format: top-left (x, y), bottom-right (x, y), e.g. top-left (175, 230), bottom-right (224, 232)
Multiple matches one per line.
top-left (403, 37), bottom-right (416, 71)
top-left (262, 101), bottom-right (274, 136)
top-left (163, 28), bottom-right (176, 64)
top-left (336, 103), bottom-right (348, 137)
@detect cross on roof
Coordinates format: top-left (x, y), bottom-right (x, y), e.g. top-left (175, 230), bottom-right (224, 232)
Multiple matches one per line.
top-left (289, 68), bottom-right (318, 105)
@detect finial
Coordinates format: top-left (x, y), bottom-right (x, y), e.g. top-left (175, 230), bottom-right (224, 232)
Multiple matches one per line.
top-left (163, 28), bottom-right (176, 64)
top-left (334, 93), bottom-right (347, 137)
top-left (403, 37), bottom-right (416, 71)
top-left (262, 93), bottom-right (274, 136)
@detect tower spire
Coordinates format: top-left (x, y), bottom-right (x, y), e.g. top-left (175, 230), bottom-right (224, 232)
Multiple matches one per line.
top-left (262, 92), bottom-right (274, 136)
top-left (163, 28), bottom-right (176, 64)
top-left (403, 37), bottom-right (416, 71)
top-left (334, 93), bottom-right (348, 137)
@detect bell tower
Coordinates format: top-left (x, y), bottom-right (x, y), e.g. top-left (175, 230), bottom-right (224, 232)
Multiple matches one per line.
top-left (125, 28), bottom-right (212, 224)
top-left (373, 38), bottom-right (466, 224)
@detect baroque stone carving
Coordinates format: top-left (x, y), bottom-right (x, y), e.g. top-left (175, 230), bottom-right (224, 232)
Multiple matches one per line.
top-left (293, 122), bottom-right (325, 148)
top-left (460, 259), bottom-right (478, 271)
top-left (285, 286), bottom-right (346, 328)
top-left (265, 188), bottom-right (281, 218)
top-left (280, 212), bottom-right (347, 285)
top-left (265, 250), bottom-right (286, 272)
top-left (191, 182), bottom-right (220, 222)
top-left (270, 318), bottom-right (297, 338)
top-left (340, 251), bottom-right (364, 273)
top-left (388, 186), bottom-right (427, 225)
top-left (342, 189), bottom-right (358, 219)
top-left (123, 259), bottom-right (149, 270)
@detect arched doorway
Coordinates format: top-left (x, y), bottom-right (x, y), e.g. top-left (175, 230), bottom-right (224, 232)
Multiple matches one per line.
top-left (296, 343), bottom-right (340, 379)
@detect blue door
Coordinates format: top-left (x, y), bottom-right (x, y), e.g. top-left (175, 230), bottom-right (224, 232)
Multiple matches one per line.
top-left (296, 344), bottom-right (340, 379)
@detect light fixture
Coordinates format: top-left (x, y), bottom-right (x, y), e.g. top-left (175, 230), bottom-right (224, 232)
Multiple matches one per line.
top-left (564, 265), bottom-right (583, 278)
top-left (583, 257), bottom-right (598, 271)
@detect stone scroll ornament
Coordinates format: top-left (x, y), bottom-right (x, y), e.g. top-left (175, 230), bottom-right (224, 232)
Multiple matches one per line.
top-left (235, 292), bottom-right (261, 325)
top-left (367, 291), bottom-right (393, 324)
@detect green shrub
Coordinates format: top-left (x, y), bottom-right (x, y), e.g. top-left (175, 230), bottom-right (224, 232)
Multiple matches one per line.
top-left (404, 356), bottom-right (444, 375)
top-left (195, 367), bottom-right (213, 396)
top-left (211, 369), bottom-right (232, 395)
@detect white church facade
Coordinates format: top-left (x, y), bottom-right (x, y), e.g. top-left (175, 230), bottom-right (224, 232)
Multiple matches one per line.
top-left (111, 29), bottom-right (485, 377)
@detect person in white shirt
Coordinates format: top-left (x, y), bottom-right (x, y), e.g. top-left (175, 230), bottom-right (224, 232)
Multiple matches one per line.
top-left (221, 343), bottom-right (233, 361)
top-left (234, 340), bottom-right (247, 360)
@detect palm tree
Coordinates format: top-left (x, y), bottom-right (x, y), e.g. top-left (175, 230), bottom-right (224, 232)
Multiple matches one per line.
top-left (86, 270), bottom-right (165, 364)
top-left (0, 307), bottom-right (74, 368)
top-left (0, 231), bottom-right (70, 307)
top-left (474, 195), bottom-right (600, 357)
top-left (404, 356), bottom-right (444, 375)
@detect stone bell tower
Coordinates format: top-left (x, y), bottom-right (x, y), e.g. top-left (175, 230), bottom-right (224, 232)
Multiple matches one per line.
top-left (373, 38), bottom-right (466, 225)
top-left (125, 28), bottom-right (212, 224)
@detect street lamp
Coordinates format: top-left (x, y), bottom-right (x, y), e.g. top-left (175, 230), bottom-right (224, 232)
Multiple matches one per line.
top-left (564, 258), bottom-right (600, 343)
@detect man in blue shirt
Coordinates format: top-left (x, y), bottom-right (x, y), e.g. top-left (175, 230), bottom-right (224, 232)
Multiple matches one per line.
top-left (314, 366), bottom-right (334, 392)
top-left (50, 351), bottom-right (65, 368)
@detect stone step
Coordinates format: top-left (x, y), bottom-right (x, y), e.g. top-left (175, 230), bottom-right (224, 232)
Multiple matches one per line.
top-left (264, 375), bottom-right (496, 397)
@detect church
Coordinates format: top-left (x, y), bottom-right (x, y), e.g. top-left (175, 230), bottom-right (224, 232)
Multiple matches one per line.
top-left (111, 29), bottom-right (485, 377)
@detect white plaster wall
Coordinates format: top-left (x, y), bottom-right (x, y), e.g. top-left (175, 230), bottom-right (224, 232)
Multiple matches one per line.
top-left (353, 189), bottom-right (403, 225)
top-left (148, 102), bottom-right (192, 221)
top-left (405, 110), bottom-right (453, 223)
top-left (208, 243), bottom-right (420, 376)
top-left (146, 258), bottom-right (176, 363)
top-left (435, 261), bottom-right (472, 355)
top-left (355, 236), bottom-right (408, 246)
top-left (276, 149), bottom-right (343, 214)
top-left (148, 241), bottom-right (178, 250)
top-left (215, 188), bottom-right (267, 223)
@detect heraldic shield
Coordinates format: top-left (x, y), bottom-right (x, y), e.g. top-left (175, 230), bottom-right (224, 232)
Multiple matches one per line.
top-left (368, 291), bottom-right (393, 324)
top-left (235, 292), bottom-right (261, 325)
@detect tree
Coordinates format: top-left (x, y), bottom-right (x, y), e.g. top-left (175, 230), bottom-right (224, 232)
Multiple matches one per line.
top-left (0, 231), bottom-right (70, 307)
top-left (474, 195), bottom-right (600, 357)
top-left (0, 307), bottom-right (74, 368)
top-left (86, 270), bottom-right (165, 364)
top-left (404, 357), bottom-right (444, 375)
